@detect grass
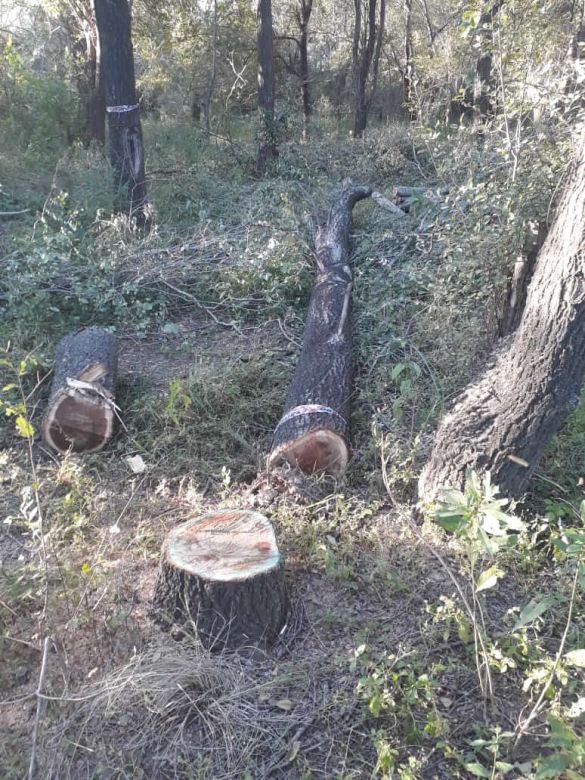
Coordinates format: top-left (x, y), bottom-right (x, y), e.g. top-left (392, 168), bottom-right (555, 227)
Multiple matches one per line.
top-left (1, 116), bottom-right (584, 779)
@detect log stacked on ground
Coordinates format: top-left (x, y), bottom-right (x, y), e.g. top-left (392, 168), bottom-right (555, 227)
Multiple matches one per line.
top-left (268, 183), bottom-right (371, 477)
top-left (42, 328), bottom-right (117, 454)
top-left (153, 509), bottom-right (288, 650)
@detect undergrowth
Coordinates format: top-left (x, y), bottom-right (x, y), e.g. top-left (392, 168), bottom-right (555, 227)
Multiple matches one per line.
top-left (2, 117), bottom-right (585, 779)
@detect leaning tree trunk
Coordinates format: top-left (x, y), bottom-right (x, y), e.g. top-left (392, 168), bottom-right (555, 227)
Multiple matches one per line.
top-left (419, 127), bottom-right (585, 500)
top-left (256, 0), bottom-right (277, 176)
top-left (352, 0), bottom-right (377, 139)
top-left (94, 0), bottom-right (147, 221)
top-left (153, 510), bottom-right (288, 651)
top-left (42, 327), bottom-right (117, 454)
top-left (268, 184), bottom-right (371, 476)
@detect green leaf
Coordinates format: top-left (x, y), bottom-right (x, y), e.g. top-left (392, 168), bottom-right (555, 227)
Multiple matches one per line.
top-left (435, 514), bottom-right (464, 533)
top-left (391, 363), bottom-right (405, 380)
top-left (535, 752), bottom-right (571, 779)
top-left (476, 565), bottom-right (504, 592)
top-left (464, 761), bottom-right (491, 778)
top-left (565, 649), bottom-right (585, 668)
top-left (15, 415), bottom-right (34, 438)
top-left (495, 761), bottom-right (515, 774)
top-left (513, 595), bottom-right (557, 631)
top-left (547, 716), bottom-right (577, 748)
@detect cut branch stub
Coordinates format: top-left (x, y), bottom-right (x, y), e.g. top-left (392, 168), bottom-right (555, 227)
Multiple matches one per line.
top-left (42, 328), bottom-right (117, 454)
top-left (153, 510), bottom-right (288, 651)
top-left (268, 183), bottom-right (371, 477)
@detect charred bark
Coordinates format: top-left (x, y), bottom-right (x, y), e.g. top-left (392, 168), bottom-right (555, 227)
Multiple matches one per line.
top-left (256, 0), bottom-right (277, 176)
top-left (419, 129), bottom-right (585, 500)
top-left (153, 510), bottom-right (288, 651)
top-left (42, 327), bottom-right (117, 454)
top-left (94, 0), bottom-right (147, 220)
top-left (268, 184), bottom-right (371, 476)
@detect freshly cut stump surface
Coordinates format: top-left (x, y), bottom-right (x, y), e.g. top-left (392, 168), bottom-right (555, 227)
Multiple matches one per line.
top-left (42, 327), bottom-right (117, 454)
top-left (153, 510), bottom-right (288, 651)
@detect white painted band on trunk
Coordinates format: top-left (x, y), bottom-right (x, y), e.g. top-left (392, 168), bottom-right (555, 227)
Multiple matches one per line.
top-left (106, 104), bottom-right (139, 113)
top-left (275, 404), bottom-right (347, 432)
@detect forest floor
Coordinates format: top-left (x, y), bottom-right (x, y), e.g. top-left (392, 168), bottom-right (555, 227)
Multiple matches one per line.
top-left (1, 118), bottom-right (584, 779)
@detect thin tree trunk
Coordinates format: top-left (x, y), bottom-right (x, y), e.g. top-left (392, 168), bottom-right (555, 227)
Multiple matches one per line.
top-left (297, 0), bottom-right (313, 138)
top-left (353, 0), bottom-right (377, 138)
top-left (94, 0), bottom-right (147, 221)
top-left (473, 0), bottom-right (504, 123)
top-left (419, 128), bottom-right (585, 500)
top-left (404, 0), bottom-right (417, 121)
top-left (201, 0), bottom-right (218, 135)
top-left (256, 0), bottom-right (277, 176)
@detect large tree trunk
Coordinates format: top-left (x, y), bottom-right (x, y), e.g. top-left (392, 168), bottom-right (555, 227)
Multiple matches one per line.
top-left (256, 0), bottom-right (277, 176)
top-left (268, 184), bottom-right (371, 476)
top-left (42, 328), bottom-right (117, 454)
top-left (153, 510), bottom-right (288, 651)
top-left (419, 128), bottom-right (585, 500)
top-left (94, 0), bottom-right (147, 221)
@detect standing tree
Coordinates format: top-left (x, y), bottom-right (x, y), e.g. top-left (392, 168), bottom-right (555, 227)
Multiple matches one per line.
top-left (63, 0), bottom-right (106, 143)
top-left (473, 0), bottom-right (504, 123)
top-left (419, 127), bottom-right (585, 500)
top-left (256, 0), bottom-right (277, 176)
top-left (94, 0), bottom-right (147, 220)
top-left (297, 0), bottom-right (313, 137)
top-left (352, 0), bottom-right (386, 138)
top-left (404, 0), bottom-right (416, 121)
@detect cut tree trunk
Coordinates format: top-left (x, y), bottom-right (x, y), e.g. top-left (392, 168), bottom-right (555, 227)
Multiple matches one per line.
top-left (42, 328), bottom-right (117, 454)
top-left (419, 127), bottom-right (585, 500)
top-left (153, 509), bottom-right (288, 650)
top-left (268, 184), bottom-right (371, 476)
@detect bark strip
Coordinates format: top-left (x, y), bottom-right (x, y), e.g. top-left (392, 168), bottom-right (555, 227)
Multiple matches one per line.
top-left (268, 183), bottom-right (371, 476)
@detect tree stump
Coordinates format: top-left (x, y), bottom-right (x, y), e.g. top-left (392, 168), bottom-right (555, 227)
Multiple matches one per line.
top-left (268, 183), bottom-right (371, 476)
top-left (42, 328), bottom-right (117, 454)
top-left (153, 510), bottom-right (288, 651)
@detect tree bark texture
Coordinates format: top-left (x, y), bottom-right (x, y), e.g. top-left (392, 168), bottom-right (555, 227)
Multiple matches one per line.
top-left (42, 328), bottom-right (117, 454)
top-left (268, 184), bottom-right (371, 476)
top-left (94, 0), bottom-right (147, 219)
top-left (419, 128), bottom-right (585, 500)
top-left (256, 0), bottom-right (277, 176)
top-left (153, 510), bottom-right (288, 651)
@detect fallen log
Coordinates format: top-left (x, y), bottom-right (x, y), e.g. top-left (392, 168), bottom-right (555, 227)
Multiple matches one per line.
top-left (42, 328), bottom-right (117, 454)
top-left (268, 183), bottom-right (371, 476)
top-left (153, 509), bottom-right (288, 650)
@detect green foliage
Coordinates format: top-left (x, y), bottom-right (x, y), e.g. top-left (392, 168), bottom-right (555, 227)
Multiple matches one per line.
top-left (0, 38), bottom-right (81, 160)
